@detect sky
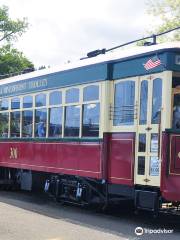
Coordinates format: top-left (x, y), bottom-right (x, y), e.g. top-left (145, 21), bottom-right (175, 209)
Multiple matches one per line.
top-left (0, 0), bottom-right (156, 68)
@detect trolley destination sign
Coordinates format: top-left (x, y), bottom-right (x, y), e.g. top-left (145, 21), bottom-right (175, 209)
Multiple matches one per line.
top-left (0, 79), bottom-right (48, 96)
top-left (0, 63), bottom-right (108, 98)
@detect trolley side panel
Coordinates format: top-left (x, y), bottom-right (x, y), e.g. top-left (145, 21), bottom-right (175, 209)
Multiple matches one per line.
top-left (107, 133), bottom-right (135, 186)
top-left (0, 141), bottom-right (103, 179)
top-left (161, 132), bottom-right (180, 202)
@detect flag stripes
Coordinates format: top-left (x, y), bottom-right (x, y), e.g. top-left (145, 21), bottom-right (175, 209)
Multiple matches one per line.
top-left (143, 57), bottom-right (161, 70)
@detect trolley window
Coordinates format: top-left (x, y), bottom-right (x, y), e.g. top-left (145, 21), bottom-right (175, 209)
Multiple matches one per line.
top-left (138, 156), bottom-right (145, 175)
top-left (64, 105), bottom-right (80, 137)
top-left (83, 85), bottom-right (99, 101)
top-left (49, 91), bottom-right (62, 105)
top-left (35, 109), bottom-right (47, 137)
top-left (11, 97), bottom-right (20, 109)
top-left (22, 110), bottom-right (33, 137)
top-left (35, 93), bottom-right (46, 107)
top-left (0, 99), bottom-right (9, 111)
top-left (49, 107), bottom-right (63, 137)
top-left (23, 96), bottom-right (33, 108)
top-left (0, 112), bottom-right (9, 137)
top-left (10, 111), bottom-right (20, 137)
top-left (139, 80), bottom-right (148, 125)
top-left (82, 103), bottom-right (100, 137)
top-left (114, 81), bottom-right (135, 126)
top-left (173, 93), bottom-right (180, 129)
top-left (138, 134), bottom-right (146, 152)
top-left (151, 78), bottom-right (162, 124)
top-left (65, 88), bottom-right (79, 103)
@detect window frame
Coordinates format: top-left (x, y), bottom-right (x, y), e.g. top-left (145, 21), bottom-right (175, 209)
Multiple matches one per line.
top-left (0, 82), bottom-right (101, 139)
top-left (113, 79), bottom-right (136, 127)
top-left (111, 78), bottom-right (138, 132)
top-left (83, 85), bottom-right (99, 102)
top-left (151, 78), bottom-right (162, 124)
top-left (10, 110), bottom-right (21, 138)
top-left (49, 90), bottom-right (62, 106)
top-left (23, 95), bottom-right (33, 109)
top-left (65, 87), bottom-right (80, 104)
top-left (64, 104), bottom-right (81, 137)
top-left (0, 98), bottom-right (9, 111)
top-left (48, 106), bottom-right (63, 138)
top-left (35, 108), bottom-right (47, 138)
top-left (0, 112), bottom-right (9, 137)
top-left (22, 110), bottom-right (33, 138)
top-left (11, 97), bottom-right (21, 110)
top-left (82, 102), bottom-right (100, 137)
top-left (139, 80), bottom-right (148, 125)
top-left (35, 93), bottom-right (46, 107)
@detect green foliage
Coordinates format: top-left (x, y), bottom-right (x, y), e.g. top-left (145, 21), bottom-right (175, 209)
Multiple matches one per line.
top-left (0, 5), bottom-right (28, 43)
top-left (0, 5), bottom-right (34, 78)
top-left (147, 0), bottom-right (180, 41)
top-left (0, 44), bottom-right (34, 78)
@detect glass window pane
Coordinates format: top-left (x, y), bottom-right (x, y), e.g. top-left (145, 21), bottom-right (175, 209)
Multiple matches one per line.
top-left (35, 93), bottom-right (46, 107)
top-left (66, 88), bottom-right (79, 103)
top-left (138, 156), bottom-right (145, 175)
top-left (150, 133), bottom-right (158, 153)
top-left (11, 97), bottom-right (20, 109)
top-left (149, 157), bottom-right (159, 176)
top-left (138, 134), bottom-right (146, 152)
top-left (114, 81), bottom-right (135, 125)
top-left (0, 112), bottom-right (9, 137)
top-left (172, 93), bottom-right (180, 129)
top-left (83, 85), bottom-right (99, 101)
top-left (10, 111), bottom-right (20, 137)
top-left (151, 78), bottom-right (162, 124)
top-left (35, 109), bottom-right (47, 137)
top-left (82, 103), bottom-right (100, 137)
top-left (23, 96), bottom-right (33, 108)
top-left (22, 110), bottom-right (33, 137)
top-left (64, 105), bottom-right (80, 137)
top-left (49, 91), bottom-right (62, 105)
top-left (0, 99), bottom-right (9, 111)
top-left (49, 107), bottom-right (62, 137)
top-left (139, 80), bottom-right (148, 125)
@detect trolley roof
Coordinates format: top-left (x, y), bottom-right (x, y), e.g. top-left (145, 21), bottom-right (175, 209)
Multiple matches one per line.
top-left (0, 42), bottom-right (179, 98)
top-left (0, 41), bottom-right (180, 86)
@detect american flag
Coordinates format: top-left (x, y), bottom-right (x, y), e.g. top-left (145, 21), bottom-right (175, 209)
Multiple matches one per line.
top-left (143, 56), bottom-right (161, 70)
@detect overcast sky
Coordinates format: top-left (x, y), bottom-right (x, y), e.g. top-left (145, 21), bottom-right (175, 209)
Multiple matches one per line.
top-left (0, 0), bottom-right (156, 68)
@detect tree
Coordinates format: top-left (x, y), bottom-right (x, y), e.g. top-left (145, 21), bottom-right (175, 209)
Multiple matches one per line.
top-left (0, 5), bottom-right (34, 77)
top-left (0, 44), bottom-right (34, 78)
top-left (147, 0), bottom-right (180, 41)
top-left (0, 5), bottom-right (28, 43)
